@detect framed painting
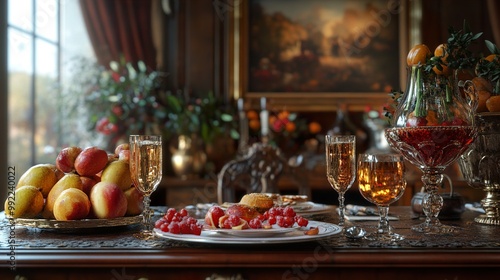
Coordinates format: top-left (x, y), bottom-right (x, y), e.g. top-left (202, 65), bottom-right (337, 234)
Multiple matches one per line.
top-left (228, 0), bottom-right (413, 111)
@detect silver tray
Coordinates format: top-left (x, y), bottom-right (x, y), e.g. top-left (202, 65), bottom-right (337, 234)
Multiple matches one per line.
top-left (14, 215), bottom-right (142, 229)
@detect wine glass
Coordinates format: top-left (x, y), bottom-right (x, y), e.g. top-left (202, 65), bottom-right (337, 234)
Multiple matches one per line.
top-left (325, 135), bottom-right (356, 228)
top-left (385, 66), bottom-right (477, 234)
top-left (357, 153), bottom-right (406, 242)
top-left (129, 135), bottom-right (163, 240)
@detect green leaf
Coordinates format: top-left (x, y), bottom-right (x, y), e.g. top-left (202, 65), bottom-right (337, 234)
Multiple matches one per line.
top-left (220, 113), bottom-right (233, 122)
top-left (485, 40), bottom-right (500, 55)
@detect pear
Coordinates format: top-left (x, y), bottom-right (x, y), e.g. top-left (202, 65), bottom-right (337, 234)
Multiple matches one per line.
top-left (17, 164), bottom-right (59, 197)
top-left (43, 173), bottom-right (83, 219)
top-left (4, 185), bottom-right (44, 218)
top-left (100, 160), bottom-right (133, 191)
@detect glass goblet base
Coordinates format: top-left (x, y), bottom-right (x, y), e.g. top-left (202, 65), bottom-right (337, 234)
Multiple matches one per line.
top-left (411, 220), bottom-right (459, 234)
top-left (365, 225), bottom-right (404, 243)
top-left (133, 230), bottom-right (156, 240)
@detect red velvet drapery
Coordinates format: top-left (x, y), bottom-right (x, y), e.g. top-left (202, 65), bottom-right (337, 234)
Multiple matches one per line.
top-left (79, 0), bottom-right (157, 69)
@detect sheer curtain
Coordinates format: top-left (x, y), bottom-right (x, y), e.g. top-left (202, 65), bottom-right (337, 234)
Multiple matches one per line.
top-left (79, 0), bottom-right (157, 68)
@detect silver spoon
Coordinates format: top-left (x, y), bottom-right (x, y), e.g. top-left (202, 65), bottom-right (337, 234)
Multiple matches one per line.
top-left (344, 226), bottom-right (367, 240)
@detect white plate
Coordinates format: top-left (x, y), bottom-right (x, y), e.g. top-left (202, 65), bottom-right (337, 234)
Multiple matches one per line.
top-left (205, 225), bottom-right (298, 237)
top-left (154, 220), bottom-right (341, 244)
top-left (293, 202), bottom-right (335, 216)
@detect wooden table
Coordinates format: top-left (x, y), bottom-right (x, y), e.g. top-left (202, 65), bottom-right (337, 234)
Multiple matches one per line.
top-left (2, 206), bottom-right (500, 279)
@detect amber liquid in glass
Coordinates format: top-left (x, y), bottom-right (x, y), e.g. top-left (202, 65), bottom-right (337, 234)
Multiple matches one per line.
top-left (358, 160), bottom-right (406, 206)
top-left (326, 141), bottom-right (356, 193)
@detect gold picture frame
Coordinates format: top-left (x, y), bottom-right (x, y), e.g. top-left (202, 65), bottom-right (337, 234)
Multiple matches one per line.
top-left (228, 0), bottom-right (416, 112)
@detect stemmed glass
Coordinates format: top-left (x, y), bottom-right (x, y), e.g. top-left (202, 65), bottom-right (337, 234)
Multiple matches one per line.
top-left (130, 135), bottom-right (163, 240)
top-left (385, 64), bottom-right (477, 234)
top-left (357, 153), bottom-right (406, 242)
top-left (325, 135), bottom-right (356, 228)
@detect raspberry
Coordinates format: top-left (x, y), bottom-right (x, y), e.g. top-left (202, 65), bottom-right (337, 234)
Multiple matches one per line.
top-left (168, 222), bottom-right (181, 234)
top-left (284, 216), bottom-right (295, 227)
top-left (159, 222), bottom-right (169, 232)
top-left (267, 216), bottom-right (276, 225)
top-left (185, 216), bottom-right (197, 225)
top-left (296, 216), bottom-right (309, 227)
top-left (179, 208), bottom-right (188, 217)
top-left (276, 215), bottom-right (286, 227)
top-left (179, 221), bottom-right (190, 234)
top-left (154, 218), bottom-right (166, 228)
top-left (283, 206), bottom-right (296, 217)
top-left (228, 215), bottom-right (241, 227)
top-left (249, 218), bottom-right (262, 229)
top-left (190, 223), bottom-right (202, 235)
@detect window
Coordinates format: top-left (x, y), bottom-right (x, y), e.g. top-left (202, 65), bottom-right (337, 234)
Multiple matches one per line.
top-left (7, 0), bottom-right (94, 173)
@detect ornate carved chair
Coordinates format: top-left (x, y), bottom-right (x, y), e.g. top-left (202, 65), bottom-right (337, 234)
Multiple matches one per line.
top-left (216, 142), bottom-right (309, 204)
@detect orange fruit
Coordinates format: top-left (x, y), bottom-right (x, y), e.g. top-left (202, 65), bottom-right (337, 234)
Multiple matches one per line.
top-left (407, 44), bottom-right (431, 67)
top-left (269, 115), bottom-right (278, 125)
top-left (249, 119), bottom-right (260, 131)
top-left (285, 122), bottom-right (296, 133)
top-left (432, 44), bottom-right (451, 76)
top-left (308, 122), bottom-right (321, 134)
top-left (486, 95), bottom-right (500, 112)
top-left (477, 90), bottom-right (491, 113)
top-left (485, 54), bottom-right (499, 62)
top-left (246, 110), bottom-right (259, 120)
top-left (277, 111), bottom-right (290, 120)
top-left (472, 77), bottom-right (493, 92)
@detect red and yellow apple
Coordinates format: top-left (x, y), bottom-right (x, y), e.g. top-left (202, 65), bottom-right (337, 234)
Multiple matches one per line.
top-left (114, 143), bottom-right (130, 156)
top-left (80, 175), bottom-right (100, 196)
top-left (90, 181), bottom-right (127, 219)
top-left (74, 146), bottom-right (108, 176)
top-left (53, 188), bottom-right (91, 221)
top-left (124, 186), bottom-right (143, 216)
top-left (56, 146), bottom-right (82, 173)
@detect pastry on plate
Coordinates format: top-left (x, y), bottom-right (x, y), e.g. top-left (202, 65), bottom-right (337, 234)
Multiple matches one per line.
top-left (239, 193), bottom-right (274, 213)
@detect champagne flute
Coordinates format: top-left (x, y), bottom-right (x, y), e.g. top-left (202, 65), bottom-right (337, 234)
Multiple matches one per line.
top-left (325, 135), bottom-right (356, 228)
top-left (357, 153), bottom-right (406, 242)
top-left (130, 135), bottom-right (163, 240)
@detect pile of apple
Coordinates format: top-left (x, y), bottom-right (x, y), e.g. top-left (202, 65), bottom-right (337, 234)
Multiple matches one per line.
top-left (5, 143), bottom-right (144, 221)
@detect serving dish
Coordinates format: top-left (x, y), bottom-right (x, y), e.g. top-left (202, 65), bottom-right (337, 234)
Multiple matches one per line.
top-left (14, 215), bottom-right (142, 229)
top-left (154, 220), bottom-right (341, 244)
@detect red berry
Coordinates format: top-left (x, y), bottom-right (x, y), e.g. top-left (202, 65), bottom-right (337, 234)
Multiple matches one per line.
top-left (267, 216), bottom-right (276, 225)
top-left (283, 206), bottom-right (296, 217)
top-left (284, 216), bottom-right (295, 227)
top-left (276, 215), bottom-right (286, 227)
top-left (179, 208), bottom-right (188, 217)
top-left (296, 216), bottom-right (309, 227)
top-left (249, 218), bottom-right (262, 229)
top-left (190, 223), bottom-right (202, 235)
top-left (160, 222), bottom-right (169, 232)
top-left (165, 209), bottom-right (176, 222)
top-left (228, 214), bottom-right (241, 227)
top-left (168, 222), bottom-right (181, 234)
top-left (179, 221), bottom-right (190, 234)
top-left (154, 218), bottom-right (166, 228)
top-left (186, 216), bottom-right (197, 225)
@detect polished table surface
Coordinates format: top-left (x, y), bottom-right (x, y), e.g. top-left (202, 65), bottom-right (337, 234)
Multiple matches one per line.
top-left (1, 206), bottom-right (500, 279)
